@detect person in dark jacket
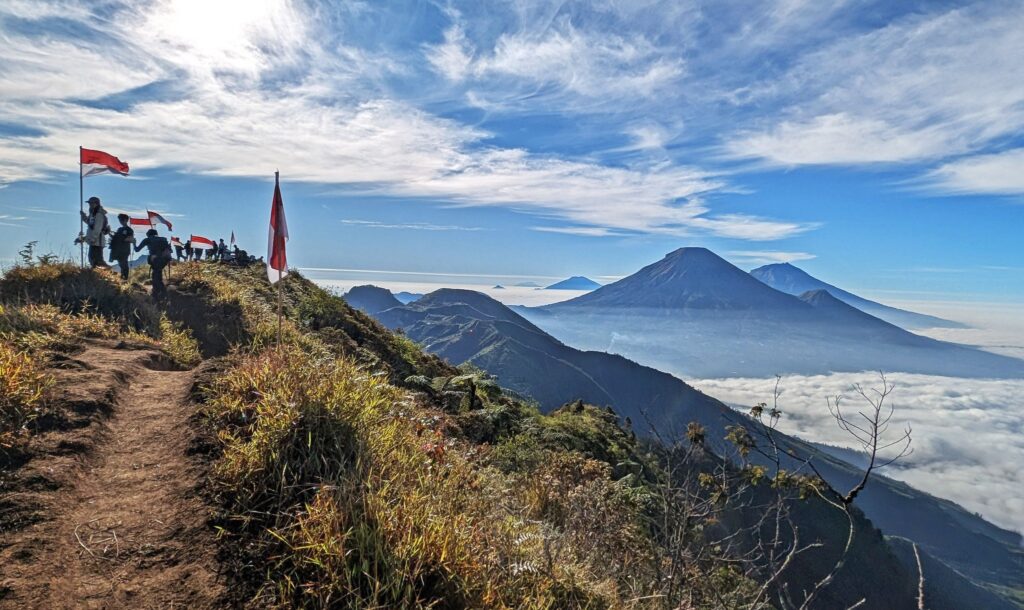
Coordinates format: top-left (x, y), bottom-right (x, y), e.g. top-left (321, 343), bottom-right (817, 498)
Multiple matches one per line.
top-left (108, 214), bottom-right (135, 281)
top-left (174, 240), bottom-right (185, 261)
top-left (135, 228), bottom-right (172, 298)
top-left (184, 239), bottom-right (193, 261)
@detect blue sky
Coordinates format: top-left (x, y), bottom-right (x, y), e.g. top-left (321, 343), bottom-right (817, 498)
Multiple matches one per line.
top-left (1, 0), bottom-right (1022, 301)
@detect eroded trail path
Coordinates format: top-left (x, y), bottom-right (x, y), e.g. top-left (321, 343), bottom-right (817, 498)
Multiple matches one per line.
top-left (1, 341), bottom-right (225, 609)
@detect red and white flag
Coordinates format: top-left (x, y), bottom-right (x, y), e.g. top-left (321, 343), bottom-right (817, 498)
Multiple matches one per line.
top-left (148, 210), bottom-right (173, 231)
top-left (267, 173), bottom-right (288, 283)
top-left (129, 216), bottom-right (152, 227)
top-left (171, 236), bottom-right (183, 247)
top-left (191, 235), bottom-right (215, 248)
top-left (81, 148), bottom-right (129, 178)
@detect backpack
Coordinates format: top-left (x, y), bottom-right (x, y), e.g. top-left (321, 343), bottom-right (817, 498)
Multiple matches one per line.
top-left (149, 237), bottom-right (172, 265)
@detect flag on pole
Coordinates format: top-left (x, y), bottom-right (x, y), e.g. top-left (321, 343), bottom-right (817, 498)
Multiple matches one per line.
top-left (129, 216), bottom-right (153, 227)
top-left (230, 231), bottom-right (235, 246)
top-left (80, 148), bottom-right (129, 177)
top-left (267, 173), bottom-right (288, 283)
top-left (191, 235), bottom-right (215, 248)
top-left (148, 210), bottom-right (173, 231)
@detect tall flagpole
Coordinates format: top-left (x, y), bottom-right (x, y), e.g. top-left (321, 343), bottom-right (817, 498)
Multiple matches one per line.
top-left (79, 146), bottom-right (84, 267)
top-left (276, 170), bottom-right (283, 348)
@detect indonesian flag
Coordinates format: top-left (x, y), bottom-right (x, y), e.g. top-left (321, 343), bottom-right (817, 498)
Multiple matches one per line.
top-left (129, 216), bottom-right (152, 227)
top-left (171, 236), bottom-right (183, 247)
top-left (191, 235), bottom-right (215, 248)
top-left (230, 231), bottom-right (235, 246)
top-left (267, 173), bottom-right (288, 283)
top-left (81, 148), bottom-right (129, 178)
top-left (148, 210), bottom-right (172, 231)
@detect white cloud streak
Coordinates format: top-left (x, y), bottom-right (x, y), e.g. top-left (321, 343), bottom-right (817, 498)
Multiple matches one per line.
top-left (0, 0), bottom-right (808, 241)
top-left (725, 4), bottom-right (1024, 170)
top-left (340, 219), bottom-right (486, 232)
top-left (726, 250), bottom-right (816, 265)
top-left (926, 149), bottom-right (1024, 196)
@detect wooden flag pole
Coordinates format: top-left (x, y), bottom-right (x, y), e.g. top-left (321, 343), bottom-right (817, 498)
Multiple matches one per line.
top-left (276, 170), bottom-right (283, 348)
top-left (277, 267), bottom-right (283, 348)
top-left (79, 146), bottom-right (84, 267)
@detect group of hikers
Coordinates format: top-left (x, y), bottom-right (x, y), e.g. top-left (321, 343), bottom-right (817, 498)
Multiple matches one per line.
top-left (77, 195), bottom-right (260, 299)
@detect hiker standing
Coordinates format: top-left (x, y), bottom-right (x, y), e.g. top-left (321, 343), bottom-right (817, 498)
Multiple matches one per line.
top-left (174, 240), bottom-right (185, 261)
top-left (108, 213), bottom-right (135, 281)
top-left (218, 238), bottom-right (228, 261)
top-left (78, 196), bottom-right (110, 269)
top-left (135, 228), bottom-right (172, 299)
top-left (184, 239), bottom-right (193, 261)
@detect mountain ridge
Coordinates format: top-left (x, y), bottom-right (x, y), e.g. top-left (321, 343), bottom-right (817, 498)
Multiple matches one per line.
top-left (751, 262), bottom-right (966, 329)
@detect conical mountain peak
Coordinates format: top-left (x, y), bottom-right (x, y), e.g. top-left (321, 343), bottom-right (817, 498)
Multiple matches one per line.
top-left (547, 247), bottom-right (803, 311)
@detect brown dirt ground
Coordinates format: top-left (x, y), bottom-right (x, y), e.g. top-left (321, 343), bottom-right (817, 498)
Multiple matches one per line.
top-left (0, 340), bottom-right (226, 609)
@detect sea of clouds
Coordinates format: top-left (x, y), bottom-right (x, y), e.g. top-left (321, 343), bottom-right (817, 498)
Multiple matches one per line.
top-left (312, 274), bottom-right (1024, 534)
top-left (691, 300), bottom-right (1024, 535)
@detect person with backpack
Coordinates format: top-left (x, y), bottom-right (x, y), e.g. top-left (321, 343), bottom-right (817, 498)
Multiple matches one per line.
top-left (108, 213), bottom-right (135, 281)
top-left (135, 228), bottom-right (172, 298)
top-left (78, 196), bottom-right (110, 269)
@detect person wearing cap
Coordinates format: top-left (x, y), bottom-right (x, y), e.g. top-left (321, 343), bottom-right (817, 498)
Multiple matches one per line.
top-left (108, 213), bottom-right (135, 281)
top-left (135, 228), bottom-right (172, 299)
top-left (79, 196), bottom-right (110, 269)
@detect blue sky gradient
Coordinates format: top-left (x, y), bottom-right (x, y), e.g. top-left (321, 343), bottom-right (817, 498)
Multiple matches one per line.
top-left (1, 0), bottom-right (1022, 301)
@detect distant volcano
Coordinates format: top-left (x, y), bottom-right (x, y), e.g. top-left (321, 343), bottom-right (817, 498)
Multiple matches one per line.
top-left (751, 262), bottom-right (965, 329)
top-left (546, 248), bottom-right (801, 311)
top-left (528, 247), bottom-right (1024, 379)
top-left (544, 276), bottom-right (602, 290)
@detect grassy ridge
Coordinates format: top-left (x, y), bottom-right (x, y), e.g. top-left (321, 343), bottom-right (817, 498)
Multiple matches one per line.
top-left (2, 261), bottom-right (935, 609)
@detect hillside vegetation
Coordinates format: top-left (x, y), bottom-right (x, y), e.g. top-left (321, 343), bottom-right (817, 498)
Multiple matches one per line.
top-left (3, 260), bottom-right (1002, 609)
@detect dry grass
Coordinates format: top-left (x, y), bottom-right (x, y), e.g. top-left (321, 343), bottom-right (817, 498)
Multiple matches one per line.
top-left (206, 347), bottom-right (616, 609)
top-left (158, 316), bottom-right (202, 368)
top-left (0, 341), bottom-right (51, 448)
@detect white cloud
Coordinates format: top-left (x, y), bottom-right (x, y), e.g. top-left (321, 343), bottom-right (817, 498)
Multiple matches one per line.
top-left (692, 371), bottom-right (1024, 534)
top-left (426, 16), bottom-right (684, 104)
top-left (532, 226), bottom-right (626, 237)
top-left (728, 113), bottom-right (956, 165)
top-left (926, 149), bottom-right (1024, 196)
top-left (727, 250), bottom-right (816, 265)
top-left (340, 219), bottom-right (485, 232)
top-left (0, 0), bottom-right (809, 241)
top-left (425, 24), bottom-right (474, 82)
top-left (478, 24), bottom-right (684, 98)
top-left (724, 4), bottom-right (1024, 168)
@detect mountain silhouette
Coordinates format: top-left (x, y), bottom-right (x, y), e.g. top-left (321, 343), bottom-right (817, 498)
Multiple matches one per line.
top-left (751, 262), bottom-right (965, 329)
top-left (360, 284), bottom-right (1024, 595)
top-left (533, 248), bottom-right (1024, 378)
top-left (545, 276), bottom-right (602, 290)
top-left (549, 248), bottom-right (804, 311)
top-left (343, 285), bottom-right (402, 314)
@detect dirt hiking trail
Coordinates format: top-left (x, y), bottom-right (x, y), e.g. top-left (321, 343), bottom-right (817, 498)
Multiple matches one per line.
top-left (0, 340), bottom-right (225, 609)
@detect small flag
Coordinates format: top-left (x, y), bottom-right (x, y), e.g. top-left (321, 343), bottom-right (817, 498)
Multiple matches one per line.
top-left (230, 231), bottom-right (235, 246)
top-left (129, 216), bottom-right (152, 227)
top-left (148, 210), bottom-right (173, 231)
top-left (191, 235), bottom-right (215, 248)
top-left (81, 148), bottom-right (129, 177)
top-left (267, 173), bottom-right (288, 283)
top-left (171, 236), bottom-right (183, 247)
